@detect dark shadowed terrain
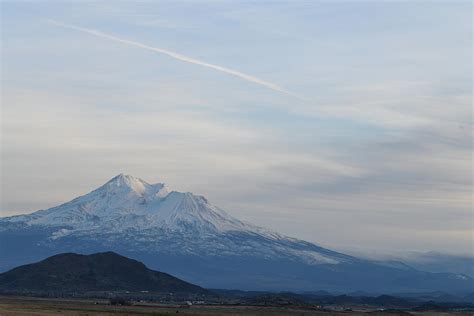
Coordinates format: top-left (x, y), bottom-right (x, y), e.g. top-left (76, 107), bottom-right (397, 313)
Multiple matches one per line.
top-left (0, 252), bottom-right (208, 297)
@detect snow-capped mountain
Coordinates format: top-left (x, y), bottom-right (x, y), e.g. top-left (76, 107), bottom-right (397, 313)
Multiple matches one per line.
top-left (0, 174), bottom-right (472, 293)
top-left (2, 174), bottom-right (349, 265)
top-left (10, 174), bottom-right (249, 234)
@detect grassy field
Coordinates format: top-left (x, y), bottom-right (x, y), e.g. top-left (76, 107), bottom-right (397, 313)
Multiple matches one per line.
top-left (0, 296), bottom-right (472, 316)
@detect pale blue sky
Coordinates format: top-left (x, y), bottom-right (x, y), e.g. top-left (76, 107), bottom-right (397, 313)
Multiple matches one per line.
top-left (1, 1), bottom-right (472, 255)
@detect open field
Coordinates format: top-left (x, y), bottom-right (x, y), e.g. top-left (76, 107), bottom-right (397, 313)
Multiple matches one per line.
top-left (0, 296), bottom-right (472, 316)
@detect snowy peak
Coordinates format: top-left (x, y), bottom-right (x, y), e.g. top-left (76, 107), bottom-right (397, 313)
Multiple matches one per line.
top-left (155, 191), bottom-right (251, 232)
top-left (99, 174), bottom-right (167, 198)
top-left (2, 174), bottom-right (252, 233)
top-left (105, 174), bottom-right (148, 192)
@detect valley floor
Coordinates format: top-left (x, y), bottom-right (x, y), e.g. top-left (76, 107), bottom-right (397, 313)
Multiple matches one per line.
top-left (0, 296), bottom-right (471, 316)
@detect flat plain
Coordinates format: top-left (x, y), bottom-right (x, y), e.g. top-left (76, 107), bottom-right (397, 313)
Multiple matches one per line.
top-left (0, 296), bottom-right (472, 316)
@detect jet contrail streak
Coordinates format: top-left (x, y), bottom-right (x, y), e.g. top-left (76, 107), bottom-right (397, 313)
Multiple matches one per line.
top-left (48, 20), bottom-right (300, 98)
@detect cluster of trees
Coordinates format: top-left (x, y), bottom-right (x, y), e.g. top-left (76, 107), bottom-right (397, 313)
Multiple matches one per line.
top-left (109, 297), bottom-right (132, 306)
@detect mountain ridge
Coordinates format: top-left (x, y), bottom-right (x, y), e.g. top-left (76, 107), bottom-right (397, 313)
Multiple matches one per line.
top-left (0, 251), bottom-right (207, 295)
top-left (0, 174), bottom-right (472, 293)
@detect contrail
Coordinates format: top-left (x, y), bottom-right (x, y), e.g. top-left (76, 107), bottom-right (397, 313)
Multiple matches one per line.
top-left (48, 20), bottom-right (300, 98)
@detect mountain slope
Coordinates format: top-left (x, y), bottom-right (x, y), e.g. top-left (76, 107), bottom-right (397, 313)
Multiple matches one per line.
top-left (0, 251), bottom-right (206, 294)
top-left (0, 174), bottom-right (472, 293)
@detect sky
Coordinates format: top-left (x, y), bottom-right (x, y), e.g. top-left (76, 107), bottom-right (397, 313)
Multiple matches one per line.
top-left (1, 1), bottom-right (472, 256)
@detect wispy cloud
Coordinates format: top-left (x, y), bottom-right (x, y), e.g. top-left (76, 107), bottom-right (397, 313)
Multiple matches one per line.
top-left (48, 19), bottom-right (301, 99)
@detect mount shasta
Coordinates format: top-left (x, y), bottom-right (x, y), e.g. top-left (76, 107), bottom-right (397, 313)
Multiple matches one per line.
top-left (0, 174), bottom-right (471, 293)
